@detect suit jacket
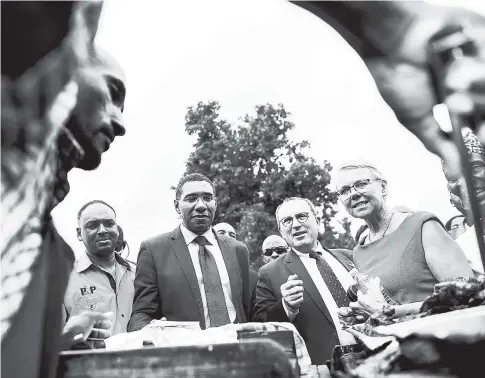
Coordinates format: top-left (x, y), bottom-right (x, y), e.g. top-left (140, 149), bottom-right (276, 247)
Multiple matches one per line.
top-left (252, 248), bottom-right (354, 365)
top-left (248, 268), bottom-right (259, 321)
top-left (128, 226), bottom-right (250, 331)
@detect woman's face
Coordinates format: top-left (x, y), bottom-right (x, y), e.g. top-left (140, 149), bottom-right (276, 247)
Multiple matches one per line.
top-left (335, 168), bottom-right (387, 219)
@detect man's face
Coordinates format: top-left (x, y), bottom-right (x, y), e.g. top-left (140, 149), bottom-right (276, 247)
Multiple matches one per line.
top-left (67, 48), bottom-right (126, 170)
top-left (443, 153), bottom-right (485, 231)
top-left (175, 181), bottom-right (217, 234)
top-left (214, 223), bottom-right (236, 239)
top-left (78, 203), bottom-right (119, 258)
top-left (277, 199), bottom-right (319, 253)
top-left (262, 236), bottom-right (288, 264)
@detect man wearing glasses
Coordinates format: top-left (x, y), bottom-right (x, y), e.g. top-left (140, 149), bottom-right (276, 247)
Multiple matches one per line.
top-left (261, 235), bottom-right (289, 264)
top-left (253, 197), bottom-right (355, 366)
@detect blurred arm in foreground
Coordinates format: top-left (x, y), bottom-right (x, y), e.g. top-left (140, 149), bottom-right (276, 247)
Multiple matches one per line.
top-left (292, 1), bottom-right (485, 180)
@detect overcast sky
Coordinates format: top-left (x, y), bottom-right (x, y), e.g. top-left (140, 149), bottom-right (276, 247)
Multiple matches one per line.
top-left (52, 0), bottom-right (485, 259)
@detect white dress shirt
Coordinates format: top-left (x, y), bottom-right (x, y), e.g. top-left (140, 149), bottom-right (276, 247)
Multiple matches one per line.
top-left (283, 242), bottom-right (356, 345)
top-left (180, 224), bottom-right (236, 327)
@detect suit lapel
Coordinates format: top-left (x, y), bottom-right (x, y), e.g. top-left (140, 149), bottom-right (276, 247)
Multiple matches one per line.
top-left (170, 227), bottom-right (205, 327)
top-left (215, 232), bottom-right (244, 322)
top-left (326, 248), bottom-right (355, 272)
top-left (285, 250), bottom-right (334, 325)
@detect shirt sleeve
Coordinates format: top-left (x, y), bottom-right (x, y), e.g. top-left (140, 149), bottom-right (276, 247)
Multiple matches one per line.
top-left (281, 298), bottom-right (299, 322)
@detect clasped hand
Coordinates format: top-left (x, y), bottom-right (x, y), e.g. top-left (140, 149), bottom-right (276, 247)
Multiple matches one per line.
top-left (281, 274), bottom-right (304, 312)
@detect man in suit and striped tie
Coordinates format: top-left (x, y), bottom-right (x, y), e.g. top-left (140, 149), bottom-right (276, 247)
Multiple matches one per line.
top-left (128, 173), bottom-right (250, 331)
top-left (253, 197), bottom-right (356, 366)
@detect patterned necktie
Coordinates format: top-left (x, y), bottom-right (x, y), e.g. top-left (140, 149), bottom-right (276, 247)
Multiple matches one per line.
top-left (309, 251), bottom-right (350, 308)
top-left (194, 235), bottom-right (230, 328)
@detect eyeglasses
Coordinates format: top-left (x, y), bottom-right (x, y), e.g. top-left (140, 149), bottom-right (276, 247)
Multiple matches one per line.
top-left (336, 178), bottom-right (380, 198)
top-left (263, 246), bottom-right (288, 257)
top-left (279, 212), bottom-right (310, 228)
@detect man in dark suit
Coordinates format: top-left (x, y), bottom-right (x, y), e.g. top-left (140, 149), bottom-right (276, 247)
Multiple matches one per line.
top-left (253, 197), bottom-right (355, 366)
top-left (128, 173), bottom-right (250, 331)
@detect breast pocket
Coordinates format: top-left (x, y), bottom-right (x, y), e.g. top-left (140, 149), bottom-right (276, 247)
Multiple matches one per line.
top-left (73, 291), bottom-right (106, 313)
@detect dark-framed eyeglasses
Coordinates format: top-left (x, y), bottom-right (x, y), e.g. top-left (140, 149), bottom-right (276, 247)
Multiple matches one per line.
top-left (263, 246), bottom-right (288, 257)
top-left (279, 212), bottom-right (310, 228)
top-left (336, 178), bottom-right (380, 198)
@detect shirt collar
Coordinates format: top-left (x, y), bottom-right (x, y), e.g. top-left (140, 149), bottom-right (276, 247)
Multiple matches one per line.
top-left (76, 251), bottom-right (94, 273)
top-left (292, 241), bottom-right (325, 258)
top-left (180, 224), bottom-right (217, 246)
top-left (76, 251), bottom-right (132, 273)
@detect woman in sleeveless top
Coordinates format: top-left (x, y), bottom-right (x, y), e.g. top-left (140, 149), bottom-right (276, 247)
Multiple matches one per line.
top-left (333, 160), bottom-right (474, 306)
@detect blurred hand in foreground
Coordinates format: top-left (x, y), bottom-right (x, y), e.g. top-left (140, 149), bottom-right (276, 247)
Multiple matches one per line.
top-left (365, 6), bottom-right (485, 180)
top-left (63, 311), bottom-right (112, 349)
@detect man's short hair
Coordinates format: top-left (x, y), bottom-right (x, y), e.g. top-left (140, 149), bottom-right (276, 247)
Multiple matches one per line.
top-left (175, 173), bottom-right (215, 200)
top-left (77, 200), bottom-right (116, 224)
top-left (445, 215), bottom-right (465, 231)
top-left (275, 197), bottom-right (319, 228)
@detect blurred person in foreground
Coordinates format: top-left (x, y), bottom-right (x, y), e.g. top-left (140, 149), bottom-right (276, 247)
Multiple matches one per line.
top-left (253, 197), bottom-right (355, 365)
top-left (443, 131), bottom-right (485, 277)
top-left (334, 160), bottom-right (474, 309)
top-left (261, 235), bottom-right (289, 264)
top-left (64, 201), bottom-right (135, 338)
top-left (1, 2), bottom-right (127, 377)
top-left (293, 1), bottom-right (485, 181)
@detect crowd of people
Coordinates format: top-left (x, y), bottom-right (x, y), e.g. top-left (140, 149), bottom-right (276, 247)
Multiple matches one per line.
top-left (2, 1), bottom-right (485, 378)
top-left (59, 156), bottom-right (483, 366)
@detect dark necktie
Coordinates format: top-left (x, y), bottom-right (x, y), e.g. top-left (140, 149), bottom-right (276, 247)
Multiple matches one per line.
top-left (194, 235), bottom-right (230, 328)
top-left (309, 251), bottom-right (350, 308)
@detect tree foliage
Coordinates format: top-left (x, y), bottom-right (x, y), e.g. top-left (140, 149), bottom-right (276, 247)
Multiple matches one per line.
top-left (180, 101), bottom-right (355, 267)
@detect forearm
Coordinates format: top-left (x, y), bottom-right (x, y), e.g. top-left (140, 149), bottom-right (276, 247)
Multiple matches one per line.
top-left (127, 311), bottom-right (157, 332)
top-left (281, 299), bottom-right (298, 323)
top-left (291, 1), bottom-right (424, 58)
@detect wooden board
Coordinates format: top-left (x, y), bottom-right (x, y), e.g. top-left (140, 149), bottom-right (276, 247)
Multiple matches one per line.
top-left (238, 330), bottom-right (298, 373)
top-left (58, 339), bottom-right (296, 378)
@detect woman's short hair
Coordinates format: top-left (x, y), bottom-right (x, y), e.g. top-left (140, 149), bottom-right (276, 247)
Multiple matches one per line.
top-left (336, 159), bottom-right (385, 180)
top-left (333, 159), bottom-right (386, 190)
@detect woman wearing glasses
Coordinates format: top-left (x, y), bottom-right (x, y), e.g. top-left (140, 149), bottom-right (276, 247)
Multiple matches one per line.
top-left (334, 160), bottom-right (473, 306)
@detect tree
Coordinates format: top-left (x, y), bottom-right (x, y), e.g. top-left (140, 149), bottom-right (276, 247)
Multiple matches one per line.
top-left (180, 101), bottom-right (355, 268)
